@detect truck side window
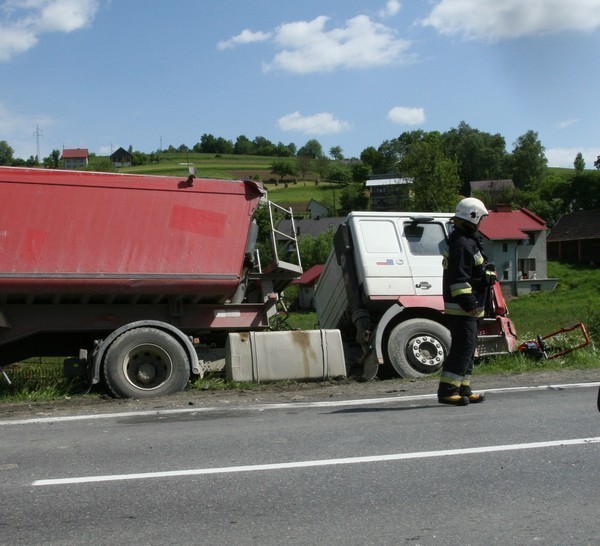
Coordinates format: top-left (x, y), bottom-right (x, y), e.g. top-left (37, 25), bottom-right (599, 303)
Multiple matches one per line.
top-left (359, 220), bottom-right (401, 254)
top-left (403, 223), bottom-right (446, 256)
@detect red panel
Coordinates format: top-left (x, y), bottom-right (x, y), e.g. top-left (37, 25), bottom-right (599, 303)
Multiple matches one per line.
top-left (0, 167), bottom-right (264, 299)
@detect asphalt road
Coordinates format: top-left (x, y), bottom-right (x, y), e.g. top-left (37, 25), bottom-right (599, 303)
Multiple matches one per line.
top-left (1, 382), bottom-right (599, 545)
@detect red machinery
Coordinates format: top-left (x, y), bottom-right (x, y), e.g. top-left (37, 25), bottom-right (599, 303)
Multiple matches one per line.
top-left (518, 322), bottom-right (590, 360)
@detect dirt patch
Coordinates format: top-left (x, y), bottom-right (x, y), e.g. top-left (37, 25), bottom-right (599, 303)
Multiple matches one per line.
top-left (1, 369), bottom-right (598, 421)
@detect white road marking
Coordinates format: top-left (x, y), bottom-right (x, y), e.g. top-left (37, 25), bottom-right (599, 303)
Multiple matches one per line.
top-left (1, 382), bottom-right (599, 426)
top-left (32, 436), bottom-right (600, 486)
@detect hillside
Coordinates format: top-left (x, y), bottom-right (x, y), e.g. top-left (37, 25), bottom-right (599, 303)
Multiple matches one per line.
top-left (90, 152), bottom-right (346, 216)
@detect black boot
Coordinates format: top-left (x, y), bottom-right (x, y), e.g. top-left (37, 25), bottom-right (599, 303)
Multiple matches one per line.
top-left (459, 386), bottom-right (485, 403)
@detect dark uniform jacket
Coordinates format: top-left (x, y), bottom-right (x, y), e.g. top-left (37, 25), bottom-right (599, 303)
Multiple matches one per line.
top-left (442, 225), bottom-right (489, 317)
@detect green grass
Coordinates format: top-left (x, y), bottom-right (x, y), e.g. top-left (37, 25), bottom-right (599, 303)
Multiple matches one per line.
top-left (506, 262), bottom-right (600, 342)
top-left (91, 152), bottom-right (346, 211)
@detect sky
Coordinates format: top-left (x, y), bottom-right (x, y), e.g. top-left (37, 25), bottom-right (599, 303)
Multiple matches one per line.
top-left (1, 0), bottom-right (600, 168)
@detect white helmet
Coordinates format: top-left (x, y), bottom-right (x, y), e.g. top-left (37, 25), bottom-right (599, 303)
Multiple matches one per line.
top-left (454, 197), bottom-right (488, 226)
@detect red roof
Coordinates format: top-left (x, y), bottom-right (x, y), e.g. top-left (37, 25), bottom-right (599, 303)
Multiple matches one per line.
top-left (479, 208), bottom-right (547, 241)
top-left (62, 148), bottom-right (89, 159)
top-left (291, 264), bottom-right (324, 286)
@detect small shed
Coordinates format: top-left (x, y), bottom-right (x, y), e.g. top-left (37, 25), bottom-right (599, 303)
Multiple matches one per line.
top-left (110, 147), bottom-right (133, 167)
top-left (547, 209), bottom-right (600, 265)
top-left (61, 148), bottom-right (89, 170)
top-left (306, 199), bottom-right (329, 219)
top-left (292, 264), bottom-right (325, 310)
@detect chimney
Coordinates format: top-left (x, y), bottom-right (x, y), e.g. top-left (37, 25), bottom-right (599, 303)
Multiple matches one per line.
top-left (495, 204), bottom-right (512, 213)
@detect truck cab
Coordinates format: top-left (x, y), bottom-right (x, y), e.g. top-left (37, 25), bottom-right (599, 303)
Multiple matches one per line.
top-left (315, 211), bottom-right (517, 379)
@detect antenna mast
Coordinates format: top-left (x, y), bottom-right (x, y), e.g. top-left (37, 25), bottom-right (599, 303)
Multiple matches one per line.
top-left (33, 125), bottom-right (44, 164)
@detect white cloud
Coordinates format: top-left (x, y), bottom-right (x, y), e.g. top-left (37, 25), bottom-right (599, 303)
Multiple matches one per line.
top-left (278, 111), bottom-right (351, 135)
top-left (221, 14), bottom-right (412, 74)
top-left (421, 0), bottom-right (600, 41)
top-left (388, 106), bottom-right (425, 125)
top-left (545, 147), bottom-right (599, 168)
top-left (0, 0), bottom-right (99, 61)
top-left (217, 29), bottom-right (271, 50)
top-left (379, 0), bottom-right (401, 19)
top-left (558, 117), bottom-right (579, 129)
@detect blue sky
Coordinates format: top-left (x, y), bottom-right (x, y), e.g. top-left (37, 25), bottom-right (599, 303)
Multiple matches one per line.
top-left (2, 0), bottom-right (600, 168)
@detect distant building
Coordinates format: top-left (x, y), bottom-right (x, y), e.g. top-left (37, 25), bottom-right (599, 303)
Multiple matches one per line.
top-left (110, 147), bottom-right (133, 167)
top-left (62, 148), bottom-right (89, 170)
top-left (275, 216), bottom-right (346, 241)
top-left (306, 199), bottom-right (329, 219)
top-left (479, 204), bottom-right (557, 296)
top-left (470, 179), bottom-right (515, 195)
top-left (365, 175), bottom-right (413, 211)
top-left (547, 209), bottom-right (600, 265)
top-left (291, 264), bottom-right (325, 310)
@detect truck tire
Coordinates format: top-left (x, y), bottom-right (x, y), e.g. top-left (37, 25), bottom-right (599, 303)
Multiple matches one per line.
top-left (103, 327), bottom-right (190, 398)
top-left (386, 318), bottom-right (450, 378)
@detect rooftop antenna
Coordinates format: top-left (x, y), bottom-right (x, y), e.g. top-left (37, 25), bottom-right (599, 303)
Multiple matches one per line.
top-left (33, 125), bottom-right (44, 164)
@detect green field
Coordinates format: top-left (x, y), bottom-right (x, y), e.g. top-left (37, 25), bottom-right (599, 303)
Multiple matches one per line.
top-left (92, 152), bottom-right (347, 213)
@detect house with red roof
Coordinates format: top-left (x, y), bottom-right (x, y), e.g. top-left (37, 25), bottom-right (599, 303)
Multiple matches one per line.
top-left (478, 204), bottom-right (557, 296)
top-left (291, 264), bottom-right (325, 310)
top-left (61, 148), bottom-right (89, 169)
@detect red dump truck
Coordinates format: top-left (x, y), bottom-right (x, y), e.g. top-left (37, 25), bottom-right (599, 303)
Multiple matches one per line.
top-left (0, 166), bottom-right (306, 397)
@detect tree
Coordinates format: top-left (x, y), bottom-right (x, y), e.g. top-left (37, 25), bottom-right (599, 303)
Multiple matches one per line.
top-left (509, 130), bottom-right (547, 191)
top-left (351, 162), bottom-right (371, 183)
top-left (574, 152), bottom-right (585, 172)
top-left (295, 155), bottom-right (313, 180)
top-left (399, 132), bottom-right (462, 211)
top-left (329, 146), bottom-right (344, 161)
top-left (567, 172), bottom-right (600, 212)
top-left (298, 139), bottom-right (324, 159)
top-left (314, 157), bottom-right (330, 184)
top-left (594, 155), bottom-right (600, 170)
top-left (327, 163), bottom-right (352, 185)
top-left (359, 146), bottom-right (383, 173)
top-left (298, 230), bottom-right (335, 270)
top-left (339, 183), bottom-right (369, 214)
top-left (252, 136), bottom-right (275, 156)
top-left (43, 149), bottom-right (60, 169)
top-left (234, 135), bottom-right (253, 155)
top-left (0, 140), bottom-right (14, 165)
top-left (442, 121), bottom-right (508, 192)
top-left (270, 159), bottom-right (296, 186)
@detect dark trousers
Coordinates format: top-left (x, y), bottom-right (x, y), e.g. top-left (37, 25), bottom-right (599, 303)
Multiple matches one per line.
top-left (438, 314), bottom-right (479, 395)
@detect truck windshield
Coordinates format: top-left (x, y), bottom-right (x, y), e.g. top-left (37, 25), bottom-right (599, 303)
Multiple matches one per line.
top-left (403, 223), bottom-right (446, 256)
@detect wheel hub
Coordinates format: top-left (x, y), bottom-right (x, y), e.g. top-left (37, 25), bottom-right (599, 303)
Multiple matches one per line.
top-left (409, 336), bottom-right (444, 368)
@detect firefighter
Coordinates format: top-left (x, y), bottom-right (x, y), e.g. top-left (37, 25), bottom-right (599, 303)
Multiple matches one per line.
top-left (438, 197), bottom-right (493, 406)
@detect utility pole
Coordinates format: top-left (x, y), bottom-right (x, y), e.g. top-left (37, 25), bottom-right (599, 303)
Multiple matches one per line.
top-left (33, 125), bottom-right (44, 164)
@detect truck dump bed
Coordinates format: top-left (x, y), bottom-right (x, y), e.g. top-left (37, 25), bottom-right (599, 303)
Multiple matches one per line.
top-left (0, 167), bottom-right (263, 304)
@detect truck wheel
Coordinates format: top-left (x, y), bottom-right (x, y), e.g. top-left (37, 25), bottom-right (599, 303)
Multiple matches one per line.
top-left (103, 327), bottom-right (190, 398)
top-left (386, 319), bottom-right (450, 378)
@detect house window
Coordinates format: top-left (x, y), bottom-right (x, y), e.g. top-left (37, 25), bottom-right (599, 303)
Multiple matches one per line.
top-left (518, 258), bottom-right (536, 279)
top-left (503, 269), bottom-right (510, 281)
top-left (502, 242), bottom-right (508, 253)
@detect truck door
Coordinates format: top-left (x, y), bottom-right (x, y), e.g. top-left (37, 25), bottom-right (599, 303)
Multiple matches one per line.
top-left (351, 217), bottom-right (415, 297)
top-left (400, 220), bottom-right (447, 297)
